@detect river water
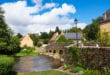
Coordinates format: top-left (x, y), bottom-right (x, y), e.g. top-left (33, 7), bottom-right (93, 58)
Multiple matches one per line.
top-left (13, 56), bottom-right (53, 72)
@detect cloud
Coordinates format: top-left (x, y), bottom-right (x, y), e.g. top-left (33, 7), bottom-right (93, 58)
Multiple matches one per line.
top-left (1, 0), bottom-right (86, 34)
top-left (43, 3), bottom-right (57, 9)
top-left (77, 23), bottom-right (87, 29)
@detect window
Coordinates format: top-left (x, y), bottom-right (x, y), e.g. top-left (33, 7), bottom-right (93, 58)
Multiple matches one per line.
top-left (59, 50), bottom-right (63, 54)
top-left (53, 50), bottom-right (56, 53)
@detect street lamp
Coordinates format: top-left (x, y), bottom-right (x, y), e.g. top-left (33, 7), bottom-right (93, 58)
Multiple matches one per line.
top-left (74, 18), bottom-right (78, 47)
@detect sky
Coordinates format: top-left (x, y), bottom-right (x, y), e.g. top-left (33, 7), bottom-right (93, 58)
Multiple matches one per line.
top-left (0, 0), bottom-right (110, 34)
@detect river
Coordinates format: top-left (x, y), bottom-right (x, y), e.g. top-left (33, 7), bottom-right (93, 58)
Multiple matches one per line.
top-left (13, 56), bottom-right (53, 72)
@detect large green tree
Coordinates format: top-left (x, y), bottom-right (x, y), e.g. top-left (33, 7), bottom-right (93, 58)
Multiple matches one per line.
top-left (30, 33), bottom-right (39, 46)
top-left (0, 7), bottom-right (20, 54)
top-left (83, 17), bottom-right (103, 41)
top-left (16, 33), bottom-right (23, 38)
top-left (55, 26), bottom-right (61, 34)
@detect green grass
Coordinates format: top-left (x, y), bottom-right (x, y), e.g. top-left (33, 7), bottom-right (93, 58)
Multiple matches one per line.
top-left (16, 47), bottom-right (40, 56)
top-left (17, 70), bottom-right (70, 75)
top-left (0, 55), bottom-right (14, 75)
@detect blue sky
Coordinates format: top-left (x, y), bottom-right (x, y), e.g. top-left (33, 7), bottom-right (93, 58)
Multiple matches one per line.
top-left (0, 0), bottom-right (110, 34)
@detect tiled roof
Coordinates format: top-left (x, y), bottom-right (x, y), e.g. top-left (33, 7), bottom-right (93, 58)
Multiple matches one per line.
top-left (64, 33), bottom-right (83, 40)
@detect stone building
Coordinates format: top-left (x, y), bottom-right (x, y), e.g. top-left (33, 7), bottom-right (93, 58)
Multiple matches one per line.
top-left (100, 9), bottom-right (110, 34)
top-left (20, 34), bottom-right (34, 47)
top-left (49, 32), bottom-right (59, 44)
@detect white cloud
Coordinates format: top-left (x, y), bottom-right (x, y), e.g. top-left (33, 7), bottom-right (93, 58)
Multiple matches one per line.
top-left (1, 0), bottom-right (86, 34)
top-left (77, 23), bottom-right (87, 29)
top-left (43, 3), bottom-right (57, 9)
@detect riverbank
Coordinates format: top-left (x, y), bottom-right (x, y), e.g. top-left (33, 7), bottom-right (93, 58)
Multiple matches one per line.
top-left (17, 70), bottom-right (70, 75)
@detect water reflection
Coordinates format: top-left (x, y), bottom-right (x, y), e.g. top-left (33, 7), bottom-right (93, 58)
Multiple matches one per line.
top-left (13, 56), bottom-right (52, 72)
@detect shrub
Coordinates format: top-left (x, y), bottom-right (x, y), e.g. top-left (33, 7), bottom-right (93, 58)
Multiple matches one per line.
top-left (0, 55), bottom-right (14, 75)
top-left (69, 46), bottom-right (79, 64)
top-left (105, 70), bottom-right (110, 75)
top-left (63, 64), bottom-right (71, 70)
top-left (56, 35), bottom-right (68, 43)
top-left (82, 70), bottom-right (101, 75)
top-left (44, 39), bottom-right (49, 44)
top-left (37, 42), bottom-right (42, 47)
top-left (71, 66), bottom-right (84, 73)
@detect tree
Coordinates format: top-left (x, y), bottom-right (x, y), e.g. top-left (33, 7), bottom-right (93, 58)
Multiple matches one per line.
top-left (40, 32), bottom-right (49, 39)
top-left (55, 26), bottom-right (61, 34)
top-left (30, 34), bottom-right (39, 46)
top-left (0, 8), bottom-right (20, 54)
top-left (16, 33), bottom-right (23, 38)
top-left (48, 30), bottom-right (54, 38)
top-left (0, 8), bottom-right (11, 53)
top-left (83, 17), bottom-right (103, 41)
top-left (7, 36), bottom-right (20, 54)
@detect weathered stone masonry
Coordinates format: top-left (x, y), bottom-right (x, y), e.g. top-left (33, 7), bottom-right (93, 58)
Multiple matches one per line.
top-left (79, 48), bottom-right (110, 70)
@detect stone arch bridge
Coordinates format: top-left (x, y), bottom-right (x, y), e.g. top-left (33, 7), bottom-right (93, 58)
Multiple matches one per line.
top-left (43, 43), bottom-right (70, 61)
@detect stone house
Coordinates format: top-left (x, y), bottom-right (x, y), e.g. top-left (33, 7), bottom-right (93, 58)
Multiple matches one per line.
top-left (49, 32), bottom-right (83, 44)
top-left (20, 34), bottom-right (34, 47)
top-left (49, 32), bottom-right (59, 44)
top-left (100, 9), bottom-right (110, 34)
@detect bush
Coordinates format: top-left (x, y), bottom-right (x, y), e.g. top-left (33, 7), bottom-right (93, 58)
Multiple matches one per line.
top-left (63, 64), bottom-right (71, 70)
top-left (82, 70), bottom-right (101, 75)
top-left (71, 66), bottom-right (84, 73)
top-left (44, 39), bottom-right (49, 44)
top-left (0, 55), bottom-right (14, 75)
top-left (69, 46), bottom-right (79, 64)
top-left (105, 70), bottom-right (110, 75)
top-left (37, 42), bottom-right (42, 47)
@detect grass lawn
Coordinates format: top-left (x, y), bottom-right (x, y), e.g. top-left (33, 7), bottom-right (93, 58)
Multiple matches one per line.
top-left (16, 48), bottom-right (40, 56)
top-left (17, 70), bottom-right (70, 75)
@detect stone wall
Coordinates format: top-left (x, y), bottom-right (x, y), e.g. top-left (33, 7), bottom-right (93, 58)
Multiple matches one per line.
top-left (79, 48), bottom-right (110, 70)
top-left (46, 43), bottom-right (110, 71)
top-left (45, 43), bottom-right (69, 59)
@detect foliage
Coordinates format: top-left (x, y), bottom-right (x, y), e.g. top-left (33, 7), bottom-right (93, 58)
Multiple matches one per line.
top-left (30, 33), bottom-right (39, 46)
top-left (39, 31), bottom-right (55, 44)
top-left (69, 46), bottom-right (79, 64)
top-left (16, 46), bottom-right (39, 56)
top-left (56, 35), bottom-right (68, 43)
top-left (63, 64), bottom-right (71, 70)
top-left (55, 26), bottom-right (61, 34)
top-left (16, 33), bottom-right (23, 38)
top-left (0, 8), bottom-right (20, 55)
top-left (44, 39), bottom-right (49, 44)
top-left (71, 66), bottom-right (84, 73)
top-left (99, 31), bottom-right (110, 46)
top-left (0, 55), bottom-right (14, 75)
top-left (7, 36), bottom-right (20, 54)
top-left (56, 35), bottom-right (73, 43)
top-left (105, 70), bottom-right (110, 75)
top-left (68, 27), bottom-right (82, 33)
top-left (37, 41), bottom-right (42, 47)
top-left (83, 17), bottom-right (103, 41)
top-left (48, 30), bottom-right (54, 38)
top-left (40, 32), bottom-right (49, 39)
top-left (82, 70), bottom-right (101, 75)
top-left (17, 70), bottom-right (69, 75)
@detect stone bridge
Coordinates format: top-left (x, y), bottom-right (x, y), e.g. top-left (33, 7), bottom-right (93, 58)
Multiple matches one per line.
top-left (44, 43), bottom-right (70, 61)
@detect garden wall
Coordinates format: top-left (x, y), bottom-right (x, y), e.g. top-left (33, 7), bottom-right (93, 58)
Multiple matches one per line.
top-left (79, 48), bottom-right (110, 70)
